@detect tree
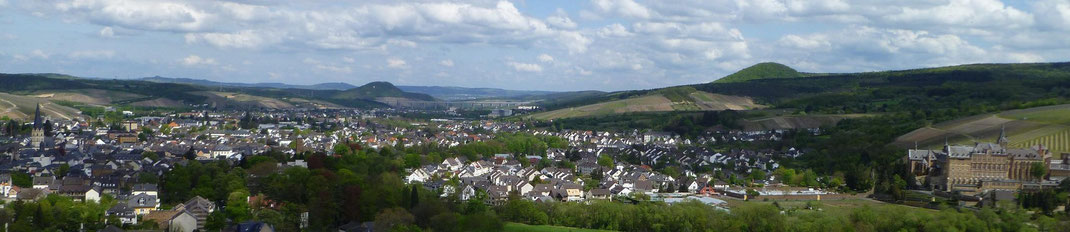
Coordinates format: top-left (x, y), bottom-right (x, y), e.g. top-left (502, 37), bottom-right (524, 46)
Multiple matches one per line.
top-left (42, 120), bottom-right (53, 136)
top-left (374, 207), bottom-right (415, 232)
top-left (226, 190), bottom-right (252, 222)
top-left (57, 164), bottom-right (70, 179)
top-left (142, 151), bottom-right (159, 161)
top-left (12, 172), bottom-right (32, 187)
top-left (749, 169), bottom-right (766, 184)
top-left (184, 147), bottom-right (197, 160)
top-left (598, 155), bottom-right (614, 167)
top-left (409, 185), bottom-right (419, 209)
top-left (205, 211), bottom-right (227, 231)
top-left (1031, 162), bottom-right (1047, 180)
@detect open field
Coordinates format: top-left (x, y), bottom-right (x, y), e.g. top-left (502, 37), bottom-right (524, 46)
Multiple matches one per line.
top-left (196, 91), bottom-right (296, 109)
top-left (30, 89), bottom-right (145, 105)
top-left (528, 91), bottom-right (763, 120)
top-left (894, 103), bottom-right (1070, 153)
top-left (999, 104), bottom-right (1070, 125)
top-left (503, 223), bottom-right (617, 232)
top-left (0, 92), bottom-right (82, 120)
top-left (740, 114), bottom-right (870, 131)
top-left (129, 98), bottom-right (186, 108)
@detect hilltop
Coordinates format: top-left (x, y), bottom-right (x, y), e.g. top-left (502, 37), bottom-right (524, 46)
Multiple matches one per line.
top-left (713, 62), bottom-right (804, 83)
top-left (333, 82), bottom-right (435, 102)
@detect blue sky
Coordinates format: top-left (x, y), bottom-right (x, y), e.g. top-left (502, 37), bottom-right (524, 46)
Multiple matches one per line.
top-left (1, 0), bottom-right (1068, 91)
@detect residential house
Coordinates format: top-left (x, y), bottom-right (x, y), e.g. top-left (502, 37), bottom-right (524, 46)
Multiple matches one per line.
top-left (143, 210), bottom-right (198, 232)
top-left (129, 193), bottom-right (160, 215)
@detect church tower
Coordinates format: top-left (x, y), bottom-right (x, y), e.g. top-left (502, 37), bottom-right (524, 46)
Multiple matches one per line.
top-left (30, 103), bottom-right (45, 150)
top-left (996, 124), bottom-right (1009, 147)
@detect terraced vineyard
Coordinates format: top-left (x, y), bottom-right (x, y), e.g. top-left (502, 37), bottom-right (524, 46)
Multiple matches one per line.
top-left (1012, 127), bottom-right (1070, 153)
top-left (894, 104), bottom-right (1070, 153)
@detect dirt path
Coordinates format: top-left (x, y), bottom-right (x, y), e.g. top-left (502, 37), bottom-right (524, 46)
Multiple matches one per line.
top-left (0, 98), bottom-right (27, 118)
top-left (39, 102), bottom-right (73, 120)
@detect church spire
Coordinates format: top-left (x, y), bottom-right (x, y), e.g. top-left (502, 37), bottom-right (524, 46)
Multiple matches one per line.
top-left (997, 124), bottom-right (1009, 146)
top-left (33, 102), bottom-right (42, 129)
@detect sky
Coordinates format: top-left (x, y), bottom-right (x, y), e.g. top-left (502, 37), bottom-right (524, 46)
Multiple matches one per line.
top-left (0, 0), bottom-right (1068, 91)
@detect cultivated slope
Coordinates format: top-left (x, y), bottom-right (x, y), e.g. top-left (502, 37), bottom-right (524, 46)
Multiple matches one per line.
top-left (527, 88), bottom-right (763, 120)
top-left (894, 104), bottom-right (1070, 153)
top-left (0, 93), bottom-right (82, 121)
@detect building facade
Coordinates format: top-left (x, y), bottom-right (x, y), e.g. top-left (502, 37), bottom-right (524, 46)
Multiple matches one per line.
top-left (906, 129), bottom-right (1051, 196)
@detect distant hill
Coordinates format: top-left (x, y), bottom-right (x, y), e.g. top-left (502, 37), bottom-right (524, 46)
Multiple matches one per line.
top-left (528, 87), bottom-right (763, 120)
top-left (141, 76), bottom-right (358, 90)
top-left (529, 62), bottom-right (1070, 120)
top-left (713, 62), bottom-right (804, 83)
top-left (333, 82), bottom-right (435, 101)
top-left (0, 73), bottom-right (416, 110)
top-left (397, 85), bottom-right (556, 100)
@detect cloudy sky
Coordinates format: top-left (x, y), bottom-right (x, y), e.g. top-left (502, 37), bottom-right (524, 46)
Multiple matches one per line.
top-left (0, 0), bottom-right (1068, 91)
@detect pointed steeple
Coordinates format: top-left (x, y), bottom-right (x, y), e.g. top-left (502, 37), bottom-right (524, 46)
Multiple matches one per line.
top-left (33, 103), bottom-right (42, 129)
top-left (997, 124), bottom-right (1009, 146)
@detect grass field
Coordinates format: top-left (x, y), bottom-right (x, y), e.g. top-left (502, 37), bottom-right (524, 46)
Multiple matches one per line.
top-left (724, 198), bottom-right (937, 219)
top-left (503, 223), bottom-right (617, 232)
top-left (999, 104), bottom-right (1070, 125)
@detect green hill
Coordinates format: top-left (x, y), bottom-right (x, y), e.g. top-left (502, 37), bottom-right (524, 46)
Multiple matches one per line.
top-left (332, 81), bottom-right (435, 101)
top-left (530, 62), bottom-right (1070, 121)
top-left (713, 62), bottom-right (802, 83)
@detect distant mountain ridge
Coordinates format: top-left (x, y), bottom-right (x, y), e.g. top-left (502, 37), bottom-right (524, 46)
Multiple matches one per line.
top-left (141, 76), bottom-right (358, 90)
top-left (141, 76), bottom-right (558, 100)
top-left (397, 85), bottom-right (556, 100)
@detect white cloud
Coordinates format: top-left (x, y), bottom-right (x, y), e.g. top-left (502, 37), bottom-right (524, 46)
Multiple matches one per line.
top-left (387, 58), bottom-right (407, 69)
top-left (185, 30), bottom-right (276, 49)
top-left (537, 54), bottom-right (554, 63)
top-left (440, 59), bottom-right (454, 67)
top-left (507, 62), bottom-right (542, 72)
top-left (1034, 0), bottom-right (1070, 30)
top-left (41, 0), bottom-right (590, 53)
top-left (592, 0), bottom-right (652, 19)
top-left (546, 9), bottom-right (577, 29)
top-left (881, 0), bottom-right (1034, 29)
top-left (99, 27), bottom-right (115, 38)
top-left (54, 0), bottom-right (213, 32)
top-left (778, 34), bottom-right (830, 50)
top-left (30, 50), bottom-right (50, 59)
top-left (181, 55), bottom-right (216, 66)
top-left (343, 57), bottom-right (355, 63)
top-left (68, 50), bottom-right (116, 59)
top-left (315, 64), bottom-right (352, 73)
top-left (598, 24), bottom-right (632, 37)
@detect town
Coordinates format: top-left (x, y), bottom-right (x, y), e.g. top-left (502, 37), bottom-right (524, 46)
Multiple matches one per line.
top-left (1, 103), bottom-right (854, 231)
